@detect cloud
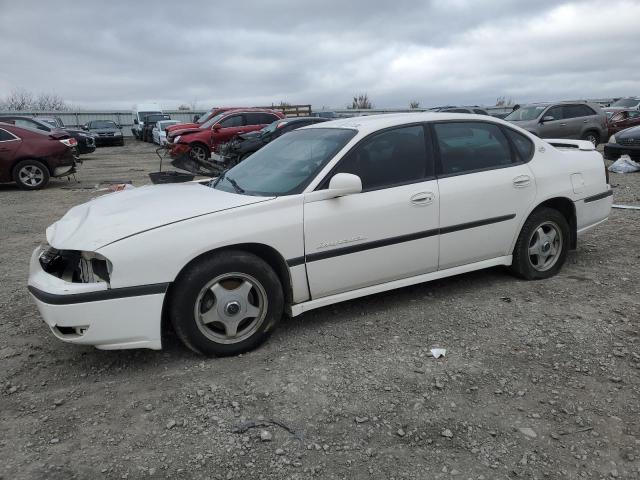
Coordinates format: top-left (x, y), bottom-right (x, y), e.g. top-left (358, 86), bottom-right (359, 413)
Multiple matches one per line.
top-left (0, 0), bottom-right (637, 109)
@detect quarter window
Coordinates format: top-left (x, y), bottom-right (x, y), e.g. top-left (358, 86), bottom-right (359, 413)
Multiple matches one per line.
top-left (434, 122), bottom-right (513, 175)
top-left (0, 128), bottom-right (17, 141)
top-left (332, 125), bottom-right (430, 191)
top-left (503, 128), bottom-right (534, 162)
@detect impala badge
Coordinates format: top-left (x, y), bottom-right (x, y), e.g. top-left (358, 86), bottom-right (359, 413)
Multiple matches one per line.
top-left (317, 236), bottom-right (366, 249)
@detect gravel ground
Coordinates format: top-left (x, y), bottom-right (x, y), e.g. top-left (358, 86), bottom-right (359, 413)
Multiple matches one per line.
top-left (1, 141), bottom-right (639, 479)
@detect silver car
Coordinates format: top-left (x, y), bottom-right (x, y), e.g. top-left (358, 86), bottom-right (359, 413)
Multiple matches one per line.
top-left (505, 102), bottom-right (608, 145)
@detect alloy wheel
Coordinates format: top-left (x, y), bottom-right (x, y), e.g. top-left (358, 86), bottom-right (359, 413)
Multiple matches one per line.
top-left (18, 165), bottom-right (45, 187)
top-left (527, 221), bottom-right (563, 272)
top-left (193, 273), bottom-right (268, 344)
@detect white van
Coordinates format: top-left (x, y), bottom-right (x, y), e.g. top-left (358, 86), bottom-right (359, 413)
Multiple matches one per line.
top-left (132, 103), bottom-right (162, 139)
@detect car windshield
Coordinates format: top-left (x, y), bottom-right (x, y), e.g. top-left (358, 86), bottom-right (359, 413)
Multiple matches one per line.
top-left (139, 111), bottom-right (161, 121)
top-left (212, 128), bottom-right (357, 196)
top-left (611, 98), bottom-right (639, 108)
top-left (200, 113), bottom-right (226, 129)
top-left (505, 106), bottom-right (547, 121)
top-left (91, 121), bottom-right (117, 129)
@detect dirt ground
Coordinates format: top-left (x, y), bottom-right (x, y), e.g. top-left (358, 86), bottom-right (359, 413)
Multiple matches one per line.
top-left (1, 140), bottom-right (639, 480)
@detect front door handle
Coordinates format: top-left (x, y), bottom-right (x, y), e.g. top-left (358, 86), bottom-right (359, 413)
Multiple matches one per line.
top-left (513, 175), bottom-right (531, 188)
top-left (410, 192), bottom-right (434, 206)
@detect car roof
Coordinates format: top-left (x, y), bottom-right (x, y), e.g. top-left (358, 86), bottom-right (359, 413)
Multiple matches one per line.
top-left (306, 112), bottom-right (510, 135)
top-left (279, 117), bottom-right (328, 123)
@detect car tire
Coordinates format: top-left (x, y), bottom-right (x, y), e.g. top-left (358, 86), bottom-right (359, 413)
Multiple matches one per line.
top-left (169, 250), bottom-right (284, 356)
top-left (13, 159), bottom-right (50, 190)
top-left (189, 143), bottom-right (210, 162)
top-left (582, 130), bottom-right (600, 146)
top-left (511, 207), bottom-right (569, 280)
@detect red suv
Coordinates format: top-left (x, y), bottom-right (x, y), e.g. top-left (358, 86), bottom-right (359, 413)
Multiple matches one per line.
top-left (0, 123), bottom-right (78, 190)
top-left (167, 109), bottom-right (285, 162)
top-left (164, 107), bottom-right (241, 135)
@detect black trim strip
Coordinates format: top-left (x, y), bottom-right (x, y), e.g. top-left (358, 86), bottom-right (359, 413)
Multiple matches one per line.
top-left (583, 190), bottom-right (613, 203)
top-left (440, 214), bottom-right (516, 234)
top-left (28, 283), bottom-right (170, 306)
top-left (286, 214), bottom-right (516, 266)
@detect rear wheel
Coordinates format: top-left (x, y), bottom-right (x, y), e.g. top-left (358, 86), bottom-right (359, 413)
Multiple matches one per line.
top-left (169, 251), bottom-right (284, 356)
top-left (13, 159), bottom-right (50, 190)
top-left (511, 207), bottom-right (569, 280)
top-left (582, 130), bottom-right (600, 146)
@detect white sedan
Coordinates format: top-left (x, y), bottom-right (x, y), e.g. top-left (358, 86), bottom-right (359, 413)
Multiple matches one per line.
top-left (28, 113), bottom-right (612, 356)
top-left (152, 120), bottom-right (181, 145)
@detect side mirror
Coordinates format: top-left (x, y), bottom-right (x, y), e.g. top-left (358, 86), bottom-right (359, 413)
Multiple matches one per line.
top-left (116, 124), bottom-right (121, 129)
top-left (304, 173), bottom-right (362, 203)
top-left (134, 118), bottom-right (139, 125)
top-left (82, 125), bottom-right (88, 130)
top-left (193, 115), bottom-right (200, 122)
top-left (541, 115), bottom-right (555, 123)
top-left (212, 124), bottom-right (221, 131)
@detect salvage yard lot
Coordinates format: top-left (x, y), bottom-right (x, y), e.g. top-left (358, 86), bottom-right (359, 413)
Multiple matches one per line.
top-left (1, 141), bottom-right (639, 479)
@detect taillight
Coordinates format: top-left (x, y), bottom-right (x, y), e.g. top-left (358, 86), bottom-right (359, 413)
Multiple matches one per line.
top-left (59, 138), bottom-right (78, 147)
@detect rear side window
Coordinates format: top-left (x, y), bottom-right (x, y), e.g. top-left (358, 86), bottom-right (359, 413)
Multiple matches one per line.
top-left (564, 105), bottom-right (596, 118)
top-left (333, 125), bottom-right (431, 191)
top-left (0, 128), bottom-right (17, 141)
top-left (434, 122), bottom-right (513, 176)
top-left (503, 128), bottom-right (534, 162)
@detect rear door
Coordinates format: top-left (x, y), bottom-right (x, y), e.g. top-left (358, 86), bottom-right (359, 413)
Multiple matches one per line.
top-left (0, 128), bottom-right (21, 176)
top-left (303, 124), bottom-right (440, 298)
top-left (433, 121), bottom-right (537, 269)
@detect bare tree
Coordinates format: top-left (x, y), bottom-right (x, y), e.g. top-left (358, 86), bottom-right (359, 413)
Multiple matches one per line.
top-left (1, 89), bottom-right (68, 111)
top-left (409, 100), bottom-right (421, 109)
top-left (34, 92), bottom-right (68, 111)
top-left (2, 88), bottom-right (34, 111)
top-left (495, 96), bottom-right (515, 107)
top-left (349, 93), bottom-right (373, 109)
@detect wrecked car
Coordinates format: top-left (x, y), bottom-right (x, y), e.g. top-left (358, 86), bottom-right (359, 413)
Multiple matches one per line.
top-left (28, 113), bottom-right (611, 356)
top-left (0, 122), bottom-right (78, 189)
top-left (166, 108), bottom-right (284, 165)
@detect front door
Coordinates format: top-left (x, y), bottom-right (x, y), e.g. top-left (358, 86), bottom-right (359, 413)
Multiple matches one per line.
top-left (538, 105), bottom-right (569, 138)
top-left (432, 121), bottom-right (537, 269)
top-left (303, 124), bottom-right (440, 298)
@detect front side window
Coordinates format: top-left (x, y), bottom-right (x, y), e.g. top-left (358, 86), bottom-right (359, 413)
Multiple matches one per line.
top-left (220, 115), bottom-right (244, 128)
top-left (331, 125), bottom-right (430, 191)
top-left (434, 122), bottom-right (513, 175)
top-left (212, 128), bottom-right (356, 196)
top-left (545, 106), bottom-right (564, 120)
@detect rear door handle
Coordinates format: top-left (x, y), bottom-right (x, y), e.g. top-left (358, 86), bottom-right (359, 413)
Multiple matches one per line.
top-left (513, 175), bottom-right (531, 188)
top-left (410, 192), bottom-right (434, 206)
top-left (560, 123), bottom-right (567, 126)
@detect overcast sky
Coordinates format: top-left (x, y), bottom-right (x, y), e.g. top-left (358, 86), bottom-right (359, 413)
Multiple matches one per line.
top-left (1, 0), bottom-right (638, 110)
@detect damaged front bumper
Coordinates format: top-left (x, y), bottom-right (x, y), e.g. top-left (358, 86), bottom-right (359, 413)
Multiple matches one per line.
top-left (27, 246), bottom-right (165, 350)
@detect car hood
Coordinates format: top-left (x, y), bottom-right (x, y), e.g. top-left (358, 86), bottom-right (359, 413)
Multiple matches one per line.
top-left (616, 125), bottom-right (640, 139)
top-left (46, 183), bottom-right (273, 251)
top-left (169, 127), bottom-right (202, 137)
top-left (167, 123), bottom-right (199, 133)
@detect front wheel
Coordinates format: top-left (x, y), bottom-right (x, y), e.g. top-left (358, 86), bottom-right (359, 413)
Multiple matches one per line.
top-left (189, 143), bottom-right (210, 162)
top-left (511, 208), bottom-right (569, 280)
top-left (169, 251), bottom-right (284, 356)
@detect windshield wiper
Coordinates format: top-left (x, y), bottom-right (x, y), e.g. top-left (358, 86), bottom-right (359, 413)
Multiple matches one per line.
top-left (226, 176), bottom-right (245, 194)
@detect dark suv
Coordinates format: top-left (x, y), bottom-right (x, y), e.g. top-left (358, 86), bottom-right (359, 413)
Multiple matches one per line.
top-left (505, 102), bottom-right (607, 145)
